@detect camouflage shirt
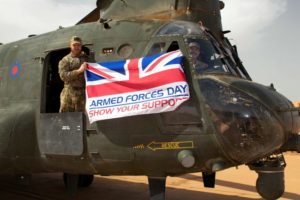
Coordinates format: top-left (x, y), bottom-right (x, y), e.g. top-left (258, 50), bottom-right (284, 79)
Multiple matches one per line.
top-left (58, 52), bottom-right (88, 89)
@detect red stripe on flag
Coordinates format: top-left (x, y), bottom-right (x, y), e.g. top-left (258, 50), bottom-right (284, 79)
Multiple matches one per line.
top-left (87, 64), bottom-right (114, 79)
top-left (145, 52), bottom-right (173, 73)
top-left (127, 58), bottom-right (140, 80)
top-left (86, 68), bottom-right (186, 98)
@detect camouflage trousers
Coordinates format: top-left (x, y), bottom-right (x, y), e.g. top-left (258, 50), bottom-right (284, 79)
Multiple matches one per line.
top-left (59, 86), bottom-right (85, 113)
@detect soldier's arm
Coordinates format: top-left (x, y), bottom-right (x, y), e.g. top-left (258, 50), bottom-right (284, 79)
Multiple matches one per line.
top-left (58, 58), bottom-right (81, 82)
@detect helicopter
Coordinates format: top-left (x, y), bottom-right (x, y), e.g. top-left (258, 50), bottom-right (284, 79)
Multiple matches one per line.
top-left (0, 0), bottom-right (299, 200)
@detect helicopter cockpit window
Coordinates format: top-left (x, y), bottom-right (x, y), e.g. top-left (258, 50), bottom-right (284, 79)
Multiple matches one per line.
top-left (156, 21), bottom-right (242, 77)
top-left (156, 21), bottom-right (204, 36)
top-left (186, 38), bottom-right (229, 74)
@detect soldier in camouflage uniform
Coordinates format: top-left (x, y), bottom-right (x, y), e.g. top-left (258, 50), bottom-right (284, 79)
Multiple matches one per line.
top-left (59, 36), bottom-right (88, 113)
top-left (188, 42), bottom-right (208, 73)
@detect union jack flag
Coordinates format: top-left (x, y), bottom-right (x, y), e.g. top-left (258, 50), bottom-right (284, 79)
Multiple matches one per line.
top-left (85, 50), bottom-right (186, 97)
top-left (85, 50), bottom-right (190, 122)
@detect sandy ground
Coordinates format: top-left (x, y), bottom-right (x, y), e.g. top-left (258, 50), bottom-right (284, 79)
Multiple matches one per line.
top-left (0, 153), bottom-right (299, 200)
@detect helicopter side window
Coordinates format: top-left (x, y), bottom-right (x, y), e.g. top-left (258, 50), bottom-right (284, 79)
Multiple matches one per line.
top-left (187, 39), bottom-right (229, 74)
top-left (147, 41), bottom-right (179, 56)
top-left (147, 42), bottom-right (166, 56)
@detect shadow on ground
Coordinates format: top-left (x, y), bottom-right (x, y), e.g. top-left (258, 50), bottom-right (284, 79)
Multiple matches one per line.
top-left (0, 173), bottom-right (299, 200)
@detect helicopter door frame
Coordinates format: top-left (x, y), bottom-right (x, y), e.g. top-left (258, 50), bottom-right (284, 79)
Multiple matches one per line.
top-left (40, 46), bottom-right (92, 113)
top-left (40, 47), bottom-right (69, 114)
top-left (144, 35), bottom-right (203, 135)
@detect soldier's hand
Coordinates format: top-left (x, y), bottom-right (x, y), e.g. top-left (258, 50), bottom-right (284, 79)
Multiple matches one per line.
top-left (77, 62), bottom-right (87, 74)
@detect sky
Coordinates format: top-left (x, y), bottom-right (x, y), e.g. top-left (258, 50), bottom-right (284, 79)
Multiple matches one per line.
top-left (0, 0), bottom-right (299, 101)
top-left (222, 0), bottom-right (300, 102)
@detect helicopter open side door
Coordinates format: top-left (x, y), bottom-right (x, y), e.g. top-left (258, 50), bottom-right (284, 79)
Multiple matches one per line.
top-left (38, 46), bottom-right (93, 157)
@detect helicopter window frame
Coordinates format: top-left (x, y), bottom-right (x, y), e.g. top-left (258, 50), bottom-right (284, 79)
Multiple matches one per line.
top-left (146, 42), bottom-right (166, 56)
top-left (184, 35), bottom-right (239, 76)
top-left (143, 36), bottom-right (182, 56)
top-left (203, 35), bottom-right (244, 78)
top-left (155, 21), bottom-right (248, 79)
top-left (189, 33), bottom-right (250, 79)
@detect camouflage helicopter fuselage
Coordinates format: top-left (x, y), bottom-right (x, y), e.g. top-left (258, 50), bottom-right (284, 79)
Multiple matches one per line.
top-left (0, 0), bottom-right (299, 199)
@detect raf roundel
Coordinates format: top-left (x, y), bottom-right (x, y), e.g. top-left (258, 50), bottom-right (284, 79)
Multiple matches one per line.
top-left (9, 62), bottom-right (22, 79)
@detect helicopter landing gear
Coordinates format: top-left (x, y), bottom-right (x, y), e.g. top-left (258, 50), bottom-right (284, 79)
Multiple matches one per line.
top-left (256, 171), bottom-right (284, 200)
top-left (63, 173), bottom-right (94, 195)
top-left (78, 174), bottom-right (94, 187)
top-left (148, 177), bottom-right (166, 200)
top-left (249, 153), bottom-right (286, 200)
top-left (63, 173), bottom-right (79, 196)
top-left (202, 172), bottom-right (216, 188)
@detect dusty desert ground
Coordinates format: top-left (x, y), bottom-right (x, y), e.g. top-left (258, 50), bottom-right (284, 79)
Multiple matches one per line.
top-left (0, 153), bottom-right (299, 200)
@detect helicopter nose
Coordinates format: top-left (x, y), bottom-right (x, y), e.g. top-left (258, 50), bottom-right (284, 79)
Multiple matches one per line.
top-left (278, 107), bottom-right (300, 152)
top-left (199, 78), bottom-right (286, 164)
top-left (277, 106), bottom-right (300, 134)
